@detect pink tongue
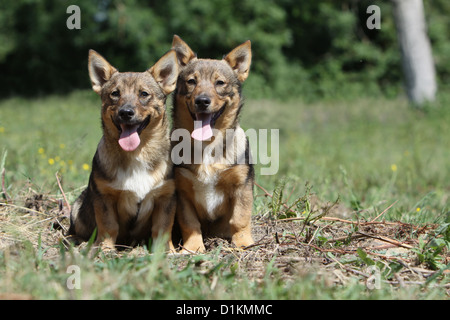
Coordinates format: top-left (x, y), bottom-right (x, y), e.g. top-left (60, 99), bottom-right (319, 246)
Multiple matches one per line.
top-left (191, 113), bottom-right (213, 141)
top-left (118, 124), bottom-right (141, 152)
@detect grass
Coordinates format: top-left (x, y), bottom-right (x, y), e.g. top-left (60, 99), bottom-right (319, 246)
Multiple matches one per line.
top-left (244, 97), bottom-right (450, 224)
top-left (0, 91), bottom-right (100, 193)
top-left (0, 90), bottom-right (449, 300)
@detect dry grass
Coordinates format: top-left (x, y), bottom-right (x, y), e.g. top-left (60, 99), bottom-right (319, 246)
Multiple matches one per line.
top-left (1, 183), bottom-right (448, 299)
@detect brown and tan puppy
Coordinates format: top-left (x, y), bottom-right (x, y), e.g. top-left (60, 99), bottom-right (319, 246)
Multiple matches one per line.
top-left (171, 35), bottom-right (254, 253)
top-left (68, 49), bottom-right (178, 251)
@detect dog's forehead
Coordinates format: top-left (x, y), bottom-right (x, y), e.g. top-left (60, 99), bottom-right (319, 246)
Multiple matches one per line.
top-left (108, 72), bottom-right (158, 89)
top-left (184, 59), bottom-right (234, 79)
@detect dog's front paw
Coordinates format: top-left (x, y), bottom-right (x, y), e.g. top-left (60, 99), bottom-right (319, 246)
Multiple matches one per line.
top-left (232, 234), bottom-right (254, 249)
top-left (180, 244), bottom-right (206, 255)
top-left (95, 238), bottom-right (117, 254)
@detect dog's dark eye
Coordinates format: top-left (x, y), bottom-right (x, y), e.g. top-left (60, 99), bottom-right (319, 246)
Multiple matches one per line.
top-left (187, 78), bottom-right (196, 85)
top-left (111, 90), bottom-right (120, 97)
top-left (140, 91), bottom-right (150, 98)
top-left (216, 80), bottom-right (225, 86)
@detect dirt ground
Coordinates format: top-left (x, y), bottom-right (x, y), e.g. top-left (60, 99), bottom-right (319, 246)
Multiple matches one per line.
top-left (1, 190), bottom-right (449, 295)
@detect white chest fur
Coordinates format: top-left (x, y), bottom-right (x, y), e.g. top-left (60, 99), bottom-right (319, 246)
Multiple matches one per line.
top-left (192, 168), bottom-right (225, 220)
top-left (109, 158), bottom-right (165, 202)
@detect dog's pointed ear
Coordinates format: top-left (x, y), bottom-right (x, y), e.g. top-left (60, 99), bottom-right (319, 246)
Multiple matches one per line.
top-left (88, 50), bottom-right (118, 94)
top-left (224, 40), bottom-right (252, 83)
top-left (149, 50), bottom-right (179, 95)
top-left (171, 35), bottom-right (197, 67)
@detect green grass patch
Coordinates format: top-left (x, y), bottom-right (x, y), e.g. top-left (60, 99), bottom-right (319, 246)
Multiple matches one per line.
top-left (0, 91), bottom-right (449, 300)
top-left (0, 91), bottom-right (100, 195)
top-left (243, 96), bottom-right (450, 224)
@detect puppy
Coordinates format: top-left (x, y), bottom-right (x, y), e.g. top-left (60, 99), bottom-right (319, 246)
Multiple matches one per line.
top-left (68, 49), bottom-right (178, 251)
top-left (171, 35), bottom-right (254, 253)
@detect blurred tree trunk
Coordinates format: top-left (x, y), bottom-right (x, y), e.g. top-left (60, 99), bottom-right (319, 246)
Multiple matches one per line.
top-left (392, 0), bottom-right (437, 106)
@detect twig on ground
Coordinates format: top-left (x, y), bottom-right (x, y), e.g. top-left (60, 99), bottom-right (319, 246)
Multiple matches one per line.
top-left (0, 202), bottom-right (47, 216)
top-left (370, 200), bottom-right (398, 222)
top-left (327, 233), bottom-right (367, 243)
top-left (55, 172), bottom-right (71, 214)
top-left (356, 231), bottom-right (414, 249)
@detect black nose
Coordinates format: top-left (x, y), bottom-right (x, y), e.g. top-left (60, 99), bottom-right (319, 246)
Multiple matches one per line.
top-left (118, 105), bottom-right (135, 121)
top-left (194, 96), bottom-right (211, 111)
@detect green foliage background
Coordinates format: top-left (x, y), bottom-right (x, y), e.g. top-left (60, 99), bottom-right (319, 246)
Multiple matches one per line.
top-left (0, 0), bottom-right (449, 100)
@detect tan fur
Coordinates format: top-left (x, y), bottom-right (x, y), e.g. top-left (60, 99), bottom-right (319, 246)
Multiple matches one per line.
top-left (171, 35), bottom-right (254, 253)
top-left (68, 49), bottom-right (179, 251)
